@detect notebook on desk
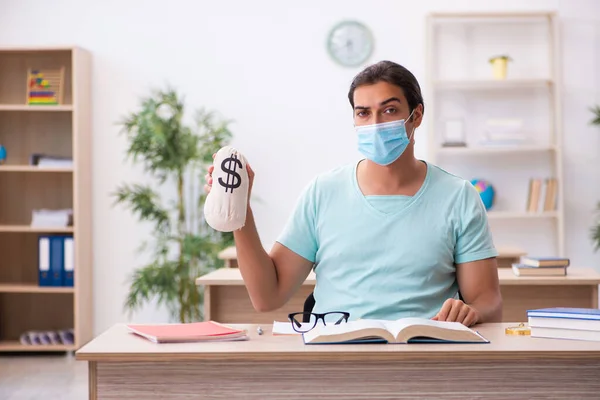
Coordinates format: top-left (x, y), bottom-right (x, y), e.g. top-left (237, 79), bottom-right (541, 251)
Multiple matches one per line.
top-left (127, 321), bottom-right (248, 343)
top-left (302, 318), bottom-right (489, 345)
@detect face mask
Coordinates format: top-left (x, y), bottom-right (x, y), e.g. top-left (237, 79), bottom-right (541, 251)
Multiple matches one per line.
top-left (355, 110), bottom-right (415, 166)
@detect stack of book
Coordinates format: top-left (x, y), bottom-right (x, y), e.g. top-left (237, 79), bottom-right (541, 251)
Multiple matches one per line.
top-left (511, 256), bottom-right (570, 276)
top-left (528, 308), bottom-right (600, 342)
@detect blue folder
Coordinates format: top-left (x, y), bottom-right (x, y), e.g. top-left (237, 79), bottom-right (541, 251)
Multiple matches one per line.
top-left (39, 235), bottom-right (73, 286)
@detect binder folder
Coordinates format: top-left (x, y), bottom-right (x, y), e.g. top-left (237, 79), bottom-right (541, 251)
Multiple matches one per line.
top-left (39, 235), bottom-right (70, 286)
top-left (49, 236), bottom-right (64, 286)
top-left (63, 236), bottom-right (74, 287)
top-left (38, 236), bottom-right (51, 286)
top-left (38, 235), bottom-right (73, 287)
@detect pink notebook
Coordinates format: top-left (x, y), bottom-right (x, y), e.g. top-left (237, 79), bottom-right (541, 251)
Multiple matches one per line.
top-left (127, 321), bottom-right (248, 343)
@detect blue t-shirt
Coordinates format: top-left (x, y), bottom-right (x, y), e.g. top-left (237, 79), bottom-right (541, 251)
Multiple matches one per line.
top-left (276, 160), bottom-right (498, 321)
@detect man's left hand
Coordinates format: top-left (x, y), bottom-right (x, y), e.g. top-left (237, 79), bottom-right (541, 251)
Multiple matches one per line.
top-left (432, 299), bottom-right (480, 327)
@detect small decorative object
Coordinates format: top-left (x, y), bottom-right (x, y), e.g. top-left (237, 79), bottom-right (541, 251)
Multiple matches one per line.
top-left (471, 179), bottom-right (495, 210)
top-left (505, 323), bottom-right (531, 336)
top-left (489, 55), bottom-right (512, 80)
top-left (0, 145), bottom-right (6, 164)
top-left (327, 20), bottom-right (374, 67)
top-left (442, 119), bottom-right (466, 147)
top-left (26, 67), bottom-right (65, 105)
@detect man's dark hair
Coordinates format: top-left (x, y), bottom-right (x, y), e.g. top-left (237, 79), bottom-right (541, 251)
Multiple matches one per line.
top-left (348, 60), bottom-right (424, 117)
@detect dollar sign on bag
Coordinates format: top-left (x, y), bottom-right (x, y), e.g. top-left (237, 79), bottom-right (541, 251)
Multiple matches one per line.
top-left (219, 154), bottom-right (242, 193)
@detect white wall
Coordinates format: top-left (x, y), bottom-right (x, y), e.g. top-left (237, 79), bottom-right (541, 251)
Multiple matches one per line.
top-left (1, 0), bottom-right (599, 335)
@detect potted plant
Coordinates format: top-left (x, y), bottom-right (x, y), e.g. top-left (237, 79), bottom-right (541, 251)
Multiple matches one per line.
top-left (489, 55), bottom-right (512, 80)
top-left (591, 105), bottom-right (600, 252)
top-left (113, 87), bottom-right (234, 323)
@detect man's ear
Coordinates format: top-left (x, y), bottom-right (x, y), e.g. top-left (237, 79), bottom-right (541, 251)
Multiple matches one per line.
top-left (412, 104), bottom-right (424, 127)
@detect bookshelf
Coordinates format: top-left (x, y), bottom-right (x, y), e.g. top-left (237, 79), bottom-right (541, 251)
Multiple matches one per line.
top-left (0, 46), bottom-right (92, 352)
top-left (426, 12), bottom-right (565, 258)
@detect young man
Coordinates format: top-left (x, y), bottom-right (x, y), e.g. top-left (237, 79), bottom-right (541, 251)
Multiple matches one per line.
top-left (205, 60), bottom-right (502, 327)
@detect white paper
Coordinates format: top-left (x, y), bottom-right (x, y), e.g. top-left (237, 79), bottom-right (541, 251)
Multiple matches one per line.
top-left (383, 317), bottom-right (472, 339)
top-left (272, 320), bottom-right (325, 335)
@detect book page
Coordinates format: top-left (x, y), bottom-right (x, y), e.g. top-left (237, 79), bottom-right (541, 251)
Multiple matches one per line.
top-left (303, 319), bottom-right (388, 342)
top-left (272, 321), bottom-right (316, 335)
top-left (383, 318), bottom-right (473, 340)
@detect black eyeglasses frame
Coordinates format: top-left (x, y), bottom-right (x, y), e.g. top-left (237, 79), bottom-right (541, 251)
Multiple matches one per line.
top-left (287, 311), bottom-right (350, 333)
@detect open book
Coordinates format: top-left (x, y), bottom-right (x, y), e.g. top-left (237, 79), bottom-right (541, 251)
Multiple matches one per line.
top-left (302, 317), bottom-right (488, 344)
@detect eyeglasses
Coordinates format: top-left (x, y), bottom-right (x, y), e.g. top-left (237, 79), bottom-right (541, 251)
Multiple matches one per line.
top-left (288, 311), bottom-right (350, 333)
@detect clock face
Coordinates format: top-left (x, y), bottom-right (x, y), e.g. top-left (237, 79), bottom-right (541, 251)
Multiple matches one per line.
top-left (327, 20), bottom-right (374, 67)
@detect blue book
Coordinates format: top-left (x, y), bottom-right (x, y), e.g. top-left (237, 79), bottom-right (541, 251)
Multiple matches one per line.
top-left (301, 318), bottom-right (489, 345)
top-left (527, 308), bottom-right (600, 321)
top-left (62, 236), bottom-right (74, 287)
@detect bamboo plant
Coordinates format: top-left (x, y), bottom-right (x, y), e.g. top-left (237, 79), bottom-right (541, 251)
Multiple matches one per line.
top-left (113, 87), bottom-right (234, 323)
top-left (591, 105), bottom-right (600, 252)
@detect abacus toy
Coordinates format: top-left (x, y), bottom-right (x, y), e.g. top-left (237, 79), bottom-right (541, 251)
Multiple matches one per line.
top-left (26, 67), bottom-right (65, 105)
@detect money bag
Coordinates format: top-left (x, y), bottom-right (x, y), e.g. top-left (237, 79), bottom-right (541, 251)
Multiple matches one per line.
top-left (204, 146), bottom-right (249, 232)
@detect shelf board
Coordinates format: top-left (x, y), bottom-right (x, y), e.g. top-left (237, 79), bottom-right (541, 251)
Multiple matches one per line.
top-left (496, 246), bottom-right (527, 258)
top-left (0, 340), bottom-right (74, 352)
top-left (434, 79), bottom-right (552, 91)
top-left (437, 145), bottom-right (556, 155)
top-left (0, 104), bottom-right (73, 112)
top-left (429, 11), bottom-right (556, 19)
top-left (0, 165), bottom-right (73, 172)
top-left (0, 225), bottom-right (74, 233)
top-left (487, 211), bottom-right (558, 220)
top-left (0, 283), bottom-right (74, 293)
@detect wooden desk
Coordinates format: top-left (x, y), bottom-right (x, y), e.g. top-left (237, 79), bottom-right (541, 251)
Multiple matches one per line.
top-left (76, 323), bottom-right (600, 399)
top-left (196, 267), bottom-right (600, 324)
top-left (217, 246), bottom-right (238, 268)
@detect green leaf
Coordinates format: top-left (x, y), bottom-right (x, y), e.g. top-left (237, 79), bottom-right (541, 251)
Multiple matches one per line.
top-left (592, 224), bottom-right (600, 252)
top-left (590, 105), bottom-right (600, 126)
top-left (112, 183), bottom-right (171, 233)
top-left (195, 108), bottom-right (234, 164)
top-left (181, 233), bottom-right (218, 261)
top-left (116, 87), bottom-right (202, 178)
top-left (592, 202), bottom-right (600, 252)
top-left (123, 261), bottom-right (179, 316)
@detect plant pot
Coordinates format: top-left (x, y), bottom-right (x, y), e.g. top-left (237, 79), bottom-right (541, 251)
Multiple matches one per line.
top-left (490, 57), bottom-right (509, 80)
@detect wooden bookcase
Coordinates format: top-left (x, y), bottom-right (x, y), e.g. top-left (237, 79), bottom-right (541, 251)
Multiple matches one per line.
top-left (425, 12), bottom-right (565, 258)
top-left (0, 46), bottom-right (92, 352)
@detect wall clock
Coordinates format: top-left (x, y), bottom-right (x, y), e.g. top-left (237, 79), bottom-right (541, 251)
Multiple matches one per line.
top-left (326, 20), bottom-right (374, 67)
